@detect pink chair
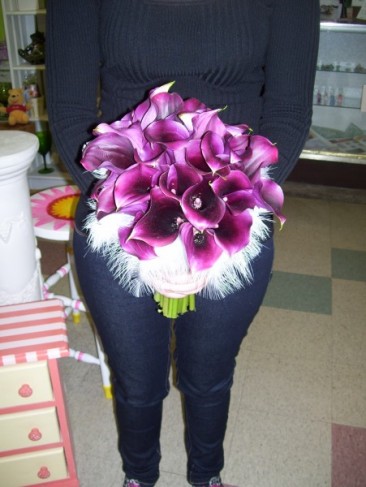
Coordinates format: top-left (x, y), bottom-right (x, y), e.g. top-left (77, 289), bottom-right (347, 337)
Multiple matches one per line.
top-left (30, 185), bottom-right (112, 398)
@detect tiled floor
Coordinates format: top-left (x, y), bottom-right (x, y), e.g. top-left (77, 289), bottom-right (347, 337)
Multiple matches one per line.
top-left (41, 186), bottom-right (366, 487)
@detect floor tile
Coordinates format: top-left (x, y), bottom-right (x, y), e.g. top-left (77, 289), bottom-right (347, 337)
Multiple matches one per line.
top-left (263, 271), bottom-right (332, 315)
top-left (330, 201), bottom-right (366, 251)
top-left (332, 362), bottom-right (366, 429)
top-left (158, 471), bottom-right (188, 486)
top-left (332, 280), bottom-right (366, 367)
top-left (225, 410), bottom-right (331, 487)
top-left (245, 307), bottom-right (332, 363)
top-left (331, 248), bottom-right (366, 282)
top-left (274, 197), bottom-right (331, 277)
top-left (160, 381), bottom-right (187, 476)
top-left (38, 238), bottom-right (68, 276)
top-left (75, 452), bottom-right (121, 487)
top-left (61, 364), bottom-right (119, 461)
top-left (281, 197), bottom-right (331, 232)
top-left (332, 423), bottom-right (366, 487)
top-left (241, 351), bottom-right (332, 422)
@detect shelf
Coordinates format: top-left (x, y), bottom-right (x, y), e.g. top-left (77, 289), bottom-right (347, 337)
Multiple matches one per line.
top-left (301, 149), bottom-right (366, 165)
top-left (314, 101), bottom-right (362, 110)
top-left (4, 8), bottom-right (46, 15)
top-left (317, 67), bottom-right (366, 75)
top-left (12, 63), bottom-right (45, 70)
top-left (28, 163), bottom-right (72, 191)
top-left (320, 21), bottom-right (366, 33)
top-left (29, 114), bottom-right (48, 122)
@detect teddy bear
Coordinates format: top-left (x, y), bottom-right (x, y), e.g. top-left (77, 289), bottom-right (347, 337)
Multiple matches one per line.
top-left (0, 88), bottom-right (31, 126)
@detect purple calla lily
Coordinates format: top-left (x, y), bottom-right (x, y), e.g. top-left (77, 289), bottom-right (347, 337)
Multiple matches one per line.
top-left (211, 170), bottom-right (256, 214)
top-left (214, 209), bottom-right (253, 255)
top-left (185, 139), bottom-right (212, 174)
top-left (118, 225), bottom-right (157, 260)
top-left (81, 133), bottom-right (136, 172)
top-left (180, 223), bottom-right (223, 272)
top-left (114, 163), bottom-right (160, 209)
top-left (238, 135), bottom-right (278, 179)
top-left (130, 187), bottom-right (185, 247)
top-left (181, 179), bottom-right (226, 231)
top-left (91, 175), bottom-right (118, 220)
top-left (201, 131), bottom-right (229, 174)
top-left (182, 97), bottom-right (207, 113)
top-left (159, 163), bottom-right (202, 200)
top-left (191, 109), bottom-right (227, 139)
top-left (254, 179), bottom-right (286, 226)
top-left (145, 119), bottom-right (191, 146)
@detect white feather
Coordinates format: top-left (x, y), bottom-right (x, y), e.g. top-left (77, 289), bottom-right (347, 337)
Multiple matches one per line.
top-left (84, 201), bottom-right (270, 299)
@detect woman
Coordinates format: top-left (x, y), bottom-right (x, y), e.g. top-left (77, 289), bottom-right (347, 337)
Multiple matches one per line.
top-left (46, 1), bottom-right (319, 486)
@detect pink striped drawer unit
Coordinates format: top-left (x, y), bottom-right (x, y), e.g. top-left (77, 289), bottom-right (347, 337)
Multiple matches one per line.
top-left (0, 299), bottom-right (79, 487)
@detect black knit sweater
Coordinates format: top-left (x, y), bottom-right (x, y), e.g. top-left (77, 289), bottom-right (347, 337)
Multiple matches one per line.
top-left (46, 0), bottom-right (319, 195)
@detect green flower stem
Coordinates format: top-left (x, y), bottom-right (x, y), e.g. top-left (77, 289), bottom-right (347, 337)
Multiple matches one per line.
top-left (154, 292), bottom-right (196, 319)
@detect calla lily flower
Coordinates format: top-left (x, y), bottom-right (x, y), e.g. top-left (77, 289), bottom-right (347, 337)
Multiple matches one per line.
top-left (182, 97), bottom-right (207, 113)
top-left (191, 109), bottom-right (227, 139)
top-left (81, 133), bottom-right (136, 172)
top-left (118, 225), bottom-right (157, 260)
top-left (180, 222), bottom-right (223, 272)
top-left (201, 131), bottom-right (229, 174)
top-left (145, 119), bottom-right (191, 146)
top-left (114, 163), bottom-right (160, 209)
top-left (238, 135), bottom-right (278, 179)
top-left (211, 170), bottom-right (256, 214)
top-left (225, 123), bottom-right (250, 137)
top-left (181, 179), bottom-right (226, 231)
top-left (150, 91), bottom-right (183, 121)
top-left (214, 209), bottom-right (253, 255)
top-left (130, 187), bottom-right (185, 247)
top-left (120, 200), bottom-right (150, 219)
top-left (91, 175), bottom-right (118, 220)
top-left (185, 139), bottom-right (212, 174)
top-left (159, 163), bottom-right (202, 200)
top-left (254, 179), bottom-right (286, 226)
top-left (228, 134), bottom-right (250, 164)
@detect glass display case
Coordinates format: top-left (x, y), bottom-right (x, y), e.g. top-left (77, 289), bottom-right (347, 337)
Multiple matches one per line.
top-left (302, 21), bottom-right (366, 165)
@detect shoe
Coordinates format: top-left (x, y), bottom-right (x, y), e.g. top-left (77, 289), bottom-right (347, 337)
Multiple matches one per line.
top-left (192, 477), bottom-right (232, 487)
top-left (208, 477), bottom-right (238, 487)
top-left (123, 479), bottom-right (141, 487)
top-left (123, 477), bottom-right (156, 487)
top-left (209, 477), bottom-right (223, 487)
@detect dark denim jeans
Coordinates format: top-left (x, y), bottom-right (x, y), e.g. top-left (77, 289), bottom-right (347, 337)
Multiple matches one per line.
top-left (73, 219), bottom-right (274, 486)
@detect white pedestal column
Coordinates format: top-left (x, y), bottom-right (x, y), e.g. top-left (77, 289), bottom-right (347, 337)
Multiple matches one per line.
top-left (0, 131), bottom-right (41, 304)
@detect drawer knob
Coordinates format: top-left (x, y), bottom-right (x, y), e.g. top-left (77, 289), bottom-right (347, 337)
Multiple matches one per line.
top-left (28, 428), bottom-right (42, 441)
top-left (37, 466), bottom-right (51, 479)
top-left (18, 384), bottom-right (33, 398)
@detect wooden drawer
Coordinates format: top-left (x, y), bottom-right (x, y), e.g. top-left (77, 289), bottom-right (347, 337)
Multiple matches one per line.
top-left (0, 447), bottom-right (68, 486)
top-left (0, 361), bottom-right (53, 409)
top-left (0, 407), bottom-right (60, 452)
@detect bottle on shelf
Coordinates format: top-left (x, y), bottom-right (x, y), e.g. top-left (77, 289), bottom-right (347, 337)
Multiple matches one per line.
top-left (328, 86), bottom-right (336, 106)
top-left (335, 87), bottom-right (343, 107)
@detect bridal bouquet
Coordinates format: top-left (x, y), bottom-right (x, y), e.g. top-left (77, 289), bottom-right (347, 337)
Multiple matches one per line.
top-left (81, 83), bottom-right (285, 318)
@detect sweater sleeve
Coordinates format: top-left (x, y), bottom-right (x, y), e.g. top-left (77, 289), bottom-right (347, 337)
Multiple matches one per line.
top-left (45, 0), bottom-right (101, 194)
top-left (259, 0), bottom-right (320, 185)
